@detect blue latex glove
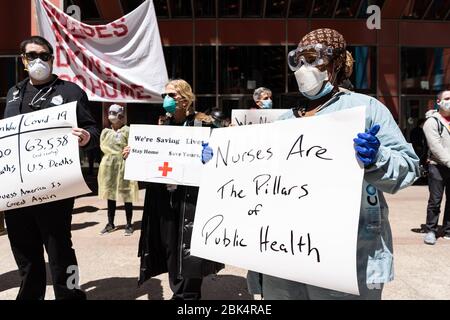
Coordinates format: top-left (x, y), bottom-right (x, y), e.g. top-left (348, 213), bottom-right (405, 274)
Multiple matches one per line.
top-left (201, 142), bottom-right (214, 164)
top-left (353, 124), bottom-right (381, 167)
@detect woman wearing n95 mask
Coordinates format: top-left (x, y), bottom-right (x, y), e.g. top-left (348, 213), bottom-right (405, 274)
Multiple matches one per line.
top-left (202, 28), bottom-right (420, 300)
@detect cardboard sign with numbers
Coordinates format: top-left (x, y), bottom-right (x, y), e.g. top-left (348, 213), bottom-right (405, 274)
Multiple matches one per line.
top-left (124, 125), bottom-right (211, 186)
top-left (0, 102), bottom-right (91, 211)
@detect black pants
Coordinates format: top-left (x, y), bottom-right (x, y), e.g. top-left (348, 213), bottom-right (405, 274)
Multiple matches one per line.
top-left (158, 198), bottom-right (202, 300)
top-left (4, 199), bottom-right (86, 300)
top-left (107, 200), bottom-right (133, 226)
top-left (426, 164), bottom-right (450, 236)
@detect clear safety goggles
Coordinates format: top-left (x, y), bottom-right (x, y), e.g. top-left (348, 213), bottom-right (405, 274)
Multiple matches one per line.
top-left (108, 110), bottom-right (124, 117)
top-left (287, 43), bottom-right (334, 71)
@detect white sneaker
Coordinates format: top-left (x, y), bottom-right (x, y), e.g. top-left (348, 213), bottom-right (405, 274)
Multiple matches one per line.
top-left (424, 231), bottom-right (436, 245)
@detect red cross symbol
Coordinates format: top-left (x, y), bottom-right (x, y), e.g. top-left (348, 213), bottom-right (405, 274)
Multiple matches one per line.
top-left (158, 162), bottom-right (173, 177)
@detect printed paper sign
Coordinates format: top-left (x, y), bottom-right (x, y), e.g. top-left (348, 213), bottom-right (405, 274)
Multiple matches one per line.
top-left (191, 107), bottom-right (366, 295)
top-left (124, 125), bottom-right (211, 186)
top-left (231, 109), bottom-right (291, 126)
top-left (0, 102), bottom-right (91, 211)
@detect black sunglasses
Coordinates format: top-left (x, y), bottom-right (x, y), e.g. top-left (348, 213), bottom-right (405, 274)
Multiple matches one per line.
top-left (161, 92), bottom-right (176, 99)
top-left (23, 52), bottom-right (53, 62)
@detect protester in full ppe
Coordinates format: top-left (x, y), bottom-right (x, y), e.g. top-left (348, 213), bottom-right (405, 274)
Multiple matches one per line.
top-left (98, 104), bottom-right (138, 236)
top-left (124, 79), bottom-right (223, 300)
top-left (202, 28), bottom-right (420, 300)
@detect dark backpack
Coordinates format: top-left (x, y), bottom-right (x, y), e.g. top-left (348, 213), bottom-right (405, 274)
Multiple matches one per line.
top-left (431, 116), bottom-right (444, 137)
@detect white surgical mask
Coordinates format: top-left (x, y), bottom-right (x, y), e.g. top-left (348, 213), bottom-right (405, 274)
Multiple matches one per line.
top-left (294, 65), bottom-right (329, 96)
top-left (108, 115), bottom-right (120, 124)
top-left (28, 58), bottom-right (51, 81)
top-left (440, 100), bottom-right (450, 112)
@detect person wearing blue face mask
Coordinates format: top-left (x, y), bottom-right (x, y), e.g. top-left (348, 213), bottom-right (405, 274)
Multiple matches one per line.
top-left (252, 87), bottom-right (273, 109)
top-left (124, 79), bottom-right (223, 300)
top-left (202, 28), bottom-right (420, 300)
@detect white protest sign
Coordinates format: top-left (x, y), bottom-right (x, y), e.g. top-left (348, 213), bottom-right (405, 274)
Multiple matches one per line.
top-left (36, 0), bottom-right (168, 103)
top-left (124, 125), bottom-right (211, 186)
top-left (231, 109), bottom-right (290, 126)
top-left (191, 107), bottom-right (366, 295)
top-left (0, 102), bottom-right (91, 211)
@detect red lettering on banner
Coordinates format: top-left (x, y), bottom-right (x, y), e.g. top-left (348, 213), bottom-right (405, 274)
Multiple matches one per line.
top-left (104, 67), bottom-right (115, 78)
top-left (103, 80), bottom-right (118, 98)
top-left (56, 46), bottom-right (70, 68)
top-left (91, 58), bottom-right (103, 75)
top-left (120, 83), bottom-right (136, 99)
top-left (42, 1), bottom-right (154, 101)
top-left (112, 18), bottom-right (128, 37)
top-left (132, 85), bottom-right (153, 99)
top-left (81, 24), bottom-right (96, 37)
top-left (95, 26), bottom-right (113, 38)
top-left (89, 78), bottom-right (106, 97)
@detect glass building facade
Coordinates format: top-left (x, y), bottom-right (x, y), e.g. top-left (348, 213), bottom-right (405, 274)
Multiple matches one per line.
top-left (1, 0), bottom-right (450, 140)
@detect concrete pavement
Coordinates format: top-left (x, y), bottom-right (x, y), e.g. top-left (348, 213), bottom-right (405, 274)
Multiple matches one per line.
top-left (0, 184), bottom-right (449, 300)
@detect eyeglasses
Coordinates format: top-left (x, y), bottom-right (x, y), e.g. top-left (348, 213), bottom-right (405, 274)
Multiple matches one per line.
top-left (161, 92), bottom-right (176, 99)
top-left (23, 51), bottom-right (53, 62)
top-left (108, 111), bottom-right (124, 116)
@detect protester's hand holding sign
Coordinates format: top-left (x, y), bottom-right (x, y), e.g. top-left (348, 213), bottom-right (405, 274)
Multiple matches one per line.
top-left (353, 125), bottom-right (381, 167)
top-left (122, 145), bottom-right (131, 159)
top-left (72, 127), bottom-right (91, 147)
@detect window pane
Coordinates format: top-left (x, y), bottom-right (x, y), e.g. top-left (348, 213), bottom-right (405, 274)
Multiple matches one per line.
top-left (265, 0), bottom-right (288, 17)
top-left (120, 0), bottom-right (145, 15)
top-left (242, 0), bottom-right (263, 17)
top-left (195, 46), bottom-right (216, 94)
top-left (311, 0), bottom-right (337, 18)
top-left (195, 96), bottom-right (217, 112)
top-left (219, 98), bottom-right (240, 118)
top-left (401, 47), bottom-right (450, 94)
top-left (127, 103), bottom-right (164, 125)
top-left (219, 0), bottom-right (240, 17)
top-left (335, 0), bottom-right (362, 18)
top-left (403, 0), bottom-right (433, 19)
top-left (170, 0), bottom-right (193, 18)
top-left (358, 0), bottom-right (385, 18)
top-left (194, 0), bottom-right (216, 17)
top-left (288, 0), bottom-right (313, 17)
top-left (348, 46), bottom-right (377, 94)
top-left (65, 0), bottom-right (100, 20)
top-left (17, 58), bottom-right (27, 82)
top-left (163, 46), bottom-right (193, 85)
top-left (281, 94), bottom-right (308, 109)
top-left (219, 46), bottom-right (285, 94)
top-left (0, 57), bottom-right (16, 97)
top-left (153, 0), bottom-right (170, 18)
top-left (0, 101), bottom-right (5, 120)
top-left (424, 0), bottom-right (450, 20)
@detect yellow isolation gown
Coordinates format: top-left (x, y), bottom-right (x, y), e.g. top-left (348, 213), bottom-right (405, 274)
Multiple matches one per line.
top-left (97, 125), bottom-right (139, 203)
